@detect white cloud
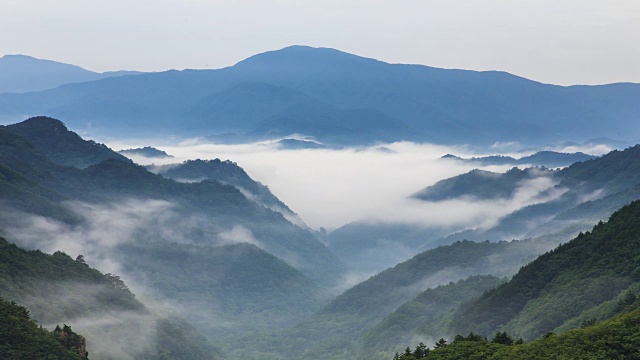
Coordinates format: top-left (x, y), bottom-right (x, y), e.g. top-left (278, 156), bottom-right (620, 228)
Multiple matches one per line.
top-left (105, 139), bottom-right (524, 230)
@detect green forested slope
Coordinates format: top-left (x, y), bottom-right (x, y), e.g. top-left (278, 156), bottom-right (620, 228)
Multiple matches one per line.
top-left (253, 239), bottom-right (552, 360)
top-left (395, 303), bottom-right (640, 360)
top-left (0, 298), bottom-right (85, 360)
top-left (0, 117), bottom-right (340, 357)
top-left (0, 237), bottom-right (142, 320)
top-left (0, 237), bottom-right (220, 360)
top-left (360, 275), bottom-right (505, 360)
top-left (0, 118), bottom-right (345, 285)
top-left (451, 200), bottom-right (640, 340)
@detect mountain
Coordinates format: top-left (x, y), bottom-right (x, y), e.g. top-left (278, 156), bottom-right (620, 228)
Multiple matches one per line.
top-left (0, 237), bottom-right (220, 359)
top-left (0, 117), bottom-right (345, 356)
top-left (413, 167), bottom-right (555, 202)
top-left (3, 116), bottom-right (131, 168)
top-left (332, 144), bottom-right (640, 275)
top-left (442, 151), bottom-right (596, 167)
top-left (443, 144), bottom-right (640, 242)
top-left (252, 238), bottom-right (557, 360)
top-left (276, 138), bottom-right (330, 149)
top-left (150, 158), bottom-right (303, 225)
top-left (450, 200), bottom-right (640, 340)
top-left (0, 54), bottom-right (143, 94)
top-left (118, 146), bottom-right (173, 158)
top-left (0, 298), bottom-right (86, 360)
top-left (1, 46), bottom-right (639, 146)
top-left (394, 304), bottom-right (640, 360)
top-left (359, 275), bottom-right (505, 360)
top-left (0, 117), bottom-right (343, 285)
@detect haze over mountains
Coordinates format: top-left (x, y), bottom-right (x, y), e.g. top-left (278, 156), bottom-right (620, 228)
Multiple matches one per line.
top-left (0, 54), bottom-right (143, 93)
top-left (2, 44), bottom-right (640, 360)
top-left (1, 46), bottom-right (639, 147)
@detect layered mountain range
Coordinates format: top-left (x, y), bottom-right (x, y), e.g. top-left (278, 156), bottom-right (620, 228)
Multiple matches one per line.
top-left (329, 144), bottom-right (640, 274)
top-left (0, 54), bottom-right (143, 93)
top-left (1, 50), bottom-right (640, 359)
top-left (0, 116), bottom-right (344, 358)
top-left (1, 46), bottom-right (639, 146)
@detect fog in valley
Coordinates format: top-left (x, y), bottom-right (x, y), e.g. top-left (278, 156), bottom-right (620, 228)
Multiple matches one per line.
top-left (105, 138), bottom-right (607, 232)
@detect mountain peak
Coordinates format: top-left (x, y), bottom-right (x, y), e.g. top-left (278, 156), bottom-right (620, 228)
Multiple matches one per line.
top-left (15, 116), bottom-right (69, 131)
top-left (233, 45), bottom-right (387, 75)
top-left (4, 117), bottom-right (131, 168)
top-left (1, 54), bottom-right (37, 60)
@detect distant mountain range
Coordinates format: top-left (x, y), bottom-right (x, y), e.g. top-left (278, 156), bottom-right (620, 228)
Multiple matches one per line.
top-left (441, 151), bottom-right (596, 167)
top-left (1, 46), bottom-right (639, 146)
top-left (119, 146), bottom-right (174, 158)
top-left (0, 54), bottom-right (143, 93)
top-left (329, 144), bottom-right (640, 274)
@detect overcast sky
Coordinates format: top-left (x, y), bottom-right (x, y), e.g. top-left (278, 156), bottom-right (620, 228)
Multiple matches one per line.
top-left (1, 0), bottom-right (638, 85)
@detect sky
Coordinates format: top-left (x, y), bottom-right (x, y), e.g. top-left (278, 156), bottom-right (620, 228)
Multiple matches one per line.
top-left (1, 0), bottom-right (638, 85)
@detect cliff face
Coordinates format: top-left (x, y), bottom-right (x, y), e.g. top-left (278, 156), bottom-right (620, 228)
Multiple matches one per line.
top-left (54, 325), bottom-right (88, 359)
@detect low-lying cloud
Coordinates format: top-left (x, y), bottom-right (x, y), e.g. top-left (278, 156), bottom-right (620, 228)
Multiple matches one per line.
top-left (108, 139), bottom-right (531, 231)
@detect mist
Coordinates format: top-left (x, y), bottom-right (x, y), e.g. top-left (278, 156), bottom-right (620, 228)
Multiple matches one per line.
top-left (105, 139), bottom-right (542, 231)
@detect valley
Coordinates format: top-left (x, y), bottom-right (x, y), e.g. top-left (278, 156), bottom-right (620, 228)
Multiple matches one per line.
top-left (1, 44), bottom-right (640, 360)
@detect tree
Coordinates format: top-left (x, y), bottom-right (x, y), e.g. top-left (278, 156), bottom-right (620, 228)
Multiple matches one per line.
top-left (75, 254), bottom-right (88, 266)
top-left (413, 342), bottom-right (429, 358)
top-left (434, 338), bottom-right (447, 348)
top-left (492, 331), bottom-right (514, 345)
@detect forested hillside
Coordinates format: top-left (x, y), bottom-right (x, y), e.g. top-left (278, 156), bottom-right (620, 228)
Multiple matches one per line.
top-left (451, 200), bottom-right (640, 340)
top-left (0, 237), bottom-right (220, 359)
top-left (360, 275), bottom-right (505, 360)
top-left (0, 116), bottom-right (342, 356)
top-left (394, 299), bottom-right (640, 360)
top-left (0, 298), bottom-right (86, 360)
top-left (247, 238), bottom-right (556, 360)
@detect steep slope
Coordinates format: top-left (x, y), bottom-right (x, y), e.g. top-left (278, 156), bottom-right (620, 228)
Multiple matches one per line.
top-left (413, 167), bottom-right (555, 202)
top-left (0, 118), bottom-right (345, 285)
top-left (359, 275), bottom-right (505, 360)
top-left (0, 298), bottom-right (86, 360)
top-left (0, 238), bottom-right (142, 317)
top-left (0, 237), bottom-right (220, 360)
top-left (394, 304), bottom-right (640, 360)
top-left (4, 116), bottom-right (131, 168)
top-left (117, 241), bottom-right (322, 357)
top-left (445, 144), bottom-right (640, 242)
top-left (254, 239), bottom-right (556, 360)
top-left (152, 158), bottom-right (301, 224)
top-left (0, 54), bottom-right (142, 93)
top-left (336, 144), bottom-right (640, 276)
top-left (119, 146), bottom-right (173, 158)
top-left (0, 118), bottom-right (344, 357)
top-left (451, 200), bottom-right (640, 340)
top-left (1, 46), bottom-right (639, 145)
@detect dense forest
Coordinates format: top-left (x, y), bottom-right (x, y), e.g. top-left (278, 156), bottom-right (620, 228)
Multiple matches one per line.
top-left (391, 200), bottom-right (640, 359)
top-left (0, 298), bottom-right (86, 360)
top-left (393, 302), bottom-right (640, 360)
top-left (0, 237), bottom-right (221, 359)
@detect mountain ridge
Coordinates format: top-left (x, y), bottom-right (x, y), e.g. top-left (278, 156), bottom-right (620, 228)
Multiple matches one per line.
top-left (1, 46), bottom-right (639, 146)
top-left (0, 54), bottom-right (143, 94)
